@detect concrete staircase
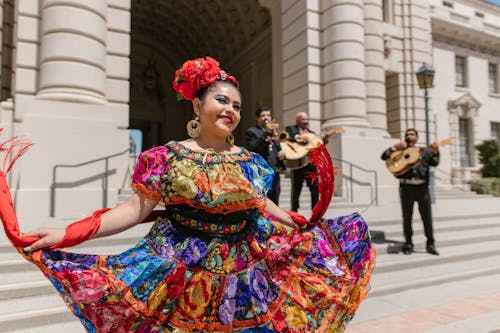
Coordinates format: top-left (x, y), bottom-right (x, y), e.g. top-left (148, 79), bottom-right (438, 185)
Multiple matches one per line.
top-left (367, 212), bottom-right (500, 297)
top-left (344, 195), bottom-right (500, 332)
top-left (1, 180), bottom-right (499, 332)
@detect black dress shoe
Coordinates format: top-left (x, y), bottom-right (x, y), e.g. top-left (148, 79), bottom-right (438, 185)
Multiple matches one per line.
top-left (426, 244), bottom-right (439, 255)
top-left (402, 242), bottom-right (413, 255)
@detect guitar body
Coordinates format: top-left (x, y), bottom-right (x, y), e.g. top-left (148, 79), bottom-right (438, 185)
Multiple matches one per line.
top-left (386, 138), bottom-right (452, 176)
top-left (281, 127), bottom-right (344, 170)
top-left (280, 141), bottom-right (309, 170)
top-left (386, 147), bottom-right (421, 176)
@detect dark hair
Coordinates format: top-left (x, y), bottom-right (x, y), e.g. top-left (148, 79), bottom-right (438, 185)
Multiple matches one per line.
top-left (196, 80), bottom-right (239, 101)
top-left (256, 106), bottom-right (272, 118)
top-left (405, 128), bottom-right (418, 136)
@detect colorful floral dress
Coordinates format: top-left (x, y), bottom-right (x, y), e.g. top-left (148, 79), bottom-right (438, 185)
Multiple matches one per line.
top-left (23, 141), bottom-right (374, 333)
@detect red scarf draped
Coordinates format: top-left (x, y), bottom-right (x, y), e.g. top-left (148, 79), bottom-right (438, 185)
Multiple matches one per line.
top-left (287, 144), bottom-right (335, 229)
top-left (0, 131), bottom-right (108, 249)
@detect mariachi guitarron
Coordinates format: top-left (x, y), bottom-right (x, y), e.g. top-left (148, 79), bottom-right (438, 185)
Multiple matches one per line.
top-left (277, 127), bottom-right (344, 170)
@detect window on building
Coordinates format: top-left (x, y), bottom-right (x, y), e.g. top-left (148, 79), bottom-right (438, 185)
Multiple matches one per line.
top-left (455, 56), bottom-right (467, 87)
top-left (492, 122), bottom-right (500, 144)
top-left (459, 118), bottom-right (473, 167)
top-left (489, 63), bottom-right (499, 93)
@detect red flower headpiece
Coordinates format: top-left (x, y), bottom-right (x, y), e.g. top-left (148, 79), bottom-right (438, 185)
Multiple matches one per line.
top-left (172, 56), bottom-right (239, 101)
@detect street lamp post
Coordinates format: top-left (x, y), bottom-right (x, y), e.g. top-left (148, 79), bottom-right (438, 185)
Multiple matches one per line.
top-left (416, 62), bottom-right (435, 146)
top-left (416, 62), bottom-right (436, 201)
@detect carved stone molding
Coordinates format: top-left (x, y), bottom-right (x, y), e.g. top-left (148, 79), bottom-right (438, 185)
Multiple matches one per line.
top-left (432, 32), bottom-right (500, 57)
top-left (448, 91), bottom-right (481, 118)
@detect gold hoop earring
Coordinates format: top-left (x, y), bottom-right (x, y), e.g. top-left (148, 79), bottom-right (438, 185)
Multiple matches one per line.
top-left (226, 132), bottom-right (235, 146)
top-left (187, 116), bottom-right (201, 138)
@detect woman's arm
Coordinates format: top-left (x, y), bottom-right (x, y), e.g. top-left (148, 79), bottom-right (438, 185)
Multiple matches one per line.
top-left (24, 191), bottom-right (158, 251)
top-left (264, 198), bottom-right (299, 229)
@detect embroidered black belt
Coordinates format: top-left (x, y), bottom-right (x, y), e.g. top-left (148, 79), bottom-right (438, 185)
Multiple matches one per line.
top-left (164, 205), bottom-right (257, 235)
top-left (400, 178), bottom-right (426, 185)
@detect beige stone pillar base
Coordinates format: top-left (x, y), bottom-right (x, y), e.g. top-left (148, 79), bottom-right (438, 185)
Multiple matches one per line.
top-left (328, 133), bottom-right (401, 206)
top-left (11, 95), bottom-right (130, 219)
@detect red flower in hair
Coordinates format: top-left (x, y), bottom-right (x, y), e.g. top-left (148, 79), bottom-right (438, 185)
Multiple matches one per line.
top-left (220, 70), bottom-right (239, 89)
top-left (172, 56), bottom-right (239, 101)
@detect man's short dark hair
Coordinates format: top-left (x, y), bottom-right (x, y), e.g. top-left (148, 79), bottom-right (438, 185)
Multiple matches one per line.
top-left (405, 128), bottom-right (418, 137)
top-left (256, 106), bottom-right (272, 118)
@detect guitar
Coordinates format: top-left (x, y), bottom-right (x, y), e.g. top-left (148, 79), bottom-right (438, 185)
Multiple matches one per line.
top-left (386, 138), bottom-right (452, 176)
top-left (281, 127), bottom-right (344, 170)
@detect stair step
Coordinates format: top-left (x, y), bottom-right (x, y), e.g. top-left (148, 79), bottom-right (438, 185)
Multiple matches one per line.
top-left (373, 225), bottom-right (500, 253)
top-left (0, 281), bottom-right (53, 300)
top-left (3, 320), bottom-right (84, 333)
top-left (365, 210), bottom-right (500, 228)
top-left (373, 239), bottom-right (500, 273)
top-left (370, 253), bottom-right (500, 296)
top-left (0, 263), bottom-right (46, 285)
top-left (370, 266), bottom-right (500, 297)
top-left (374, 216), bottom-right (500, 238)
top-left (0, 306), bottom-right (77, 333)
top-left (0, 293), bottom-right (66, 316)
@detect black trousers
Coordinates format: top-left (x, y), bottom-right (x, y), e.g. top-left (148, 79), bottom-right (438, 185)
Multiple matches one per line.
top-left (399, 184), bottom-right (435, 245)
top-left (268, 172), bottom-right (281, 205)
top-left (291, 163), bottom-right (319, 212)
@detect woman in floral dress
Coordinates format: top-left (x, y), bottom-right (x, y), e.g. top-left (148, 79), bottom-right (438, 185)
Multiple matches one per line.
top-left (0, 57), bottom-right (375, 332)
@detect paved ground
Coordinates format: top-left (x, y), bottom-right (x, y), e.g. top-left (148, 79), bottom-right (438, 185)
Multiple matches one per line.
top-left (347, 274), bottom-right (500, 333)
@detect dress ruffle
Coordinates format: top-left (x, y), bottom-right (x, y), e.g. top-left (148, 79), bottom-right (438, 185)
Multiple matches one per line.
top-left (24, 212), bottom-right (373, 332)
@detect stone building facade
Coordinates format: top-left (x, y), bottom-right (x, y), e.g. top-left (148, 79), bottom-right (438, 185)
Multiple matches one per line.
top-left (0, 0), bottom-right (499, 218)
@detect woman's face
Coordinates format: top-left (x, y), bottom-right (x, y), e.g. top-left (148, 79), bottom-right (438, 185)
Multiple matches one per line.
top-left (194, 82), bottom-right (241, 139)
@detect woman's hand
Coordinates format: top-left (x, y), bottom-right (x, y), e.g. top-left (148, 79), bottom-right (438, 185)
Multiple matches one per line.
top-left (23, 227), bottom-right (65, 252)
top-left (265, 198), bottom-right (299, 229)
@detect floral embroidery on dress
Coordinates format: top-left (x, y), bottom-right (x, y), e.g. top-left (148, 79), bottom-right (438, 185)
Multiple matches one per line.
top-left (132, 141), bottom-right (271, 214)
top-left (20, 141), bottom-right (374, 333)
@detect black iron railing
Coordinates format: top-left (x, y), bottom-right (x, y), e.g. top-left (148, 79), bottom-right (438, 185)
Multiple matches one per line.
top-left (50, 148), bottom-right (131, 217)
top-left (332, 157), bottom-right (378, 205)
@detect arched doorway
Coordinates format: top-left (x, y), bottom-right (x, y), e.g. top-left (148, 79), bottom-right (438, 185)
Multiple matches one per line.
top-left (129, 0), bottom-right (273, 150)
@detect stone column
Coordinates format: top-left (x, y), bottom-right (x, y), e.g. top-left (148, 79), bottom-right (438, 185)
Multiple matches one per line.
top-left (322, 0), bottom-right (369, 129)
top-left (364, 0), bottom-right (389, 135)
top-left (397, 0), bottom-right (433, 135)
top-left (280, 1), bottom-right (322, 132)
top-left (37, 0), bottom-right (107, 103)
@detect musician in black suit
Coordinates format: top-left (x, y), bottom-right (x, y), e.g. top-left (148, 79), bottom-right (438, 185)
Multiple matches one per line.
top-left (285, 112), bottom-right (327, 212)
top-left (381, 128), bottom-right (440, 255)
top-left (245, 106), bottom-right (285, 204)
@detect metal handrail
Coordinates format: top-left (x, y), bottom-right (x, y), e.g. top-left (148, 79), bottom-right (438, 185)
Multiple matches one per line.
top-left (332, 157), bottom-right (378, 205)
top-left (50, 148), bottom-right (131, 217)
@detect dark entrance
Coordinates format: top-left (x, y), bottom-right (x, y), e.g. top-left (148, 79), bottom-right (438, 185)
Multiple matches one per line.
top-left (129, 0), bottom-right (273, 150)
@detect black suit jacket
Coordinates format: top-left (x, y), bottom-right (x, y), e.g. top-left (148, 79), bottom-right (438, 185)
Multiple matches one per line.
top-left (285, 125), bottom-right (302, 141)
top-left (245, 125), bottom-right (285, 171)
